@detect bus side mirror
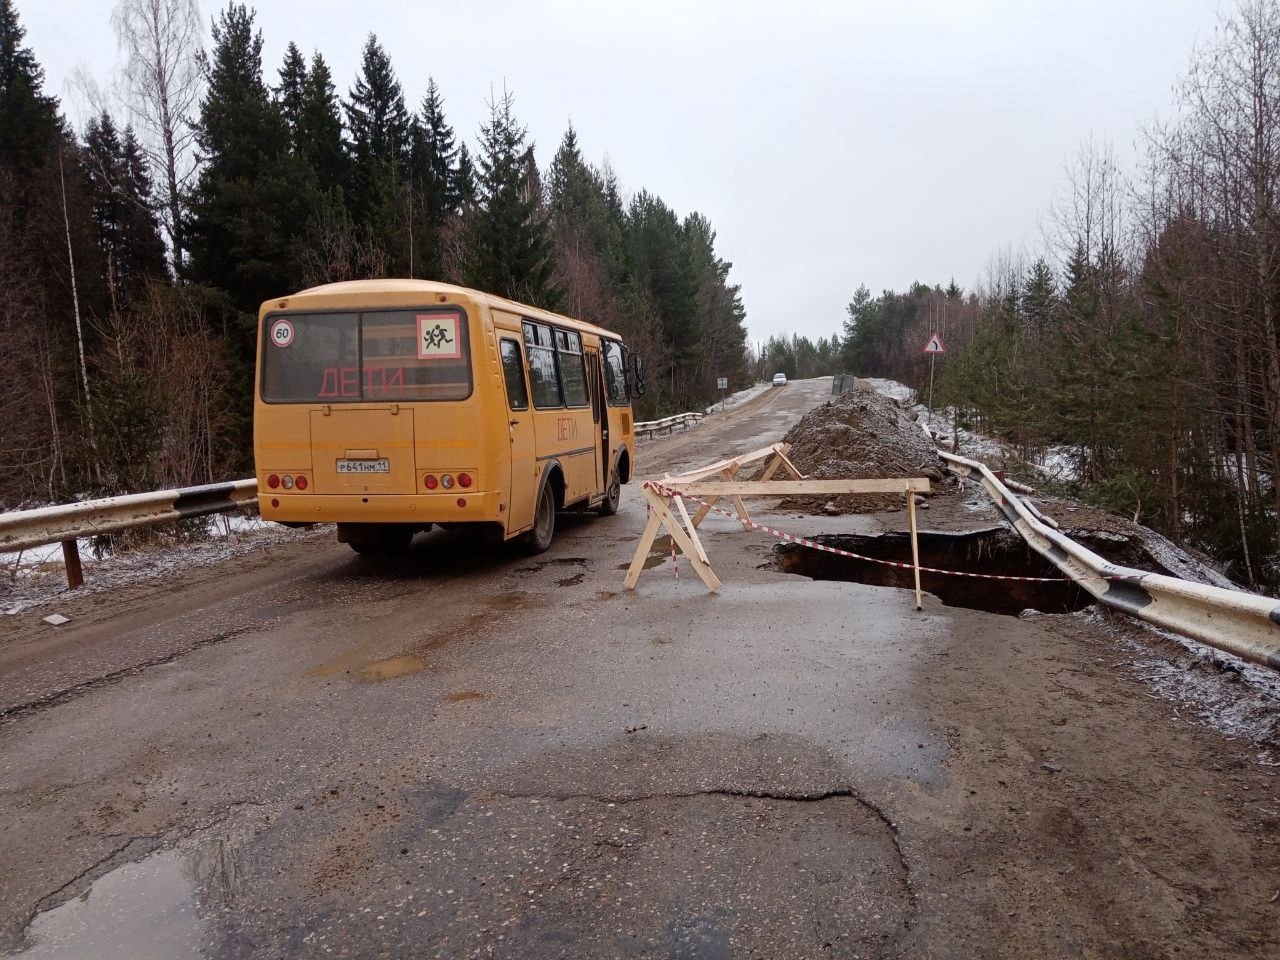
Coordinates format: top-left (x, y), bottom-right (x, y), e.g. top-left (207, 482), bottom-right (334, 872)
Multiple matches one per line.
top-left (632, 355), bottom-right (647, 396)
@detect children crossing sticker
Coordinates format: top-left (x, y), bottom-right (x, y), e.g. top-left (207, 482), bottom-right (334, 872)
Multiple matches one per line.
top-left (417, 314), bottom-right (461, 359)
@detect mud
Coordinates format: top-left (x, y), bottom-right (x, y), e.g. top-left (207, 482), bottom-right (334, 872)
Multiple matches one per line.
top-left (0, 377), bottom-right (1277, 959)
top-left (778, 388), bottom-right (947, 513)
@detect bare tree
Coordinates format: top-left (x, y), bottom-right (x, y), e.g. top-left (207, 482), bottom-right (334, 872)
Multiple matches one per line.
top-left (112, 0), bottom-right (202, 277)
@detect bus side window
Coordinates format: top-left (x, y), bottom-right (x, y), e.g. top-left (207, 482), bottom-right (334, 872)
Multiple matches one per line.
top-left (558, 330), bottom-right (589, 407)
top-left (500, 338), bottom-right (529, 411)
top-left (524, 320), bottom-right (563, 408)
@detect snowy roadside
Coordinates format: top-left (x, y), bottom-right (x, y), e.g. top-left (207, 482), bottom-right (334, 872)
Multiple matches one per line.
top-left (858, 376), bottom-right (1277, 751)
top-left (704, 381), bottom-right (773, 414)
top-left (862, 377), bottom-right (1082, 479)
top-left (1, 512), bottom-right (331, 617)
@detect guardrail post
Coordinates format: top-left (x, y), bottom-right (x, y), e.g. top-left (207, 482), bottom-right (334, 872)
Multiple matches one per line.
top-left (61, 539), bottom-right (83, 589)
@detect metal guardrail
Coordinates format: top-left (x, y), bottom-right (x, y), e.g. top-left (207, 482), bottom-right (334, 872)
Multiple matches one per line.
top-left (635, 412), bottom-right (705, 439)
top-left (939, 450), bottom-right (1280, 671)
top-left (1, 479), bottom-right (257, 589)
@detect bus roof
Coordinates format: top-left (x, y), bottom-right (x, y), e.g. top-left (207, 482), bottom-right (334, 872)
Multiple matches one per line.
top-left (278, 279), bottom-right (625, 342)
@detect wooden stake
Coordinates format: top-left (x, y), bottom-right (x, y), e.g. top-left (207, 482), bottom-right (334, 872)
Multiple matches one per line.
top-left (907, 491), bottom-right (923, 611)
top-left (624, 497), bottom-right (665, 589)
top-left (62, 538), bottom-right (84, 590)
top-left (625, 486), bottom-right (721, 592)
top-left (671, 494), bottom-right (709, 565)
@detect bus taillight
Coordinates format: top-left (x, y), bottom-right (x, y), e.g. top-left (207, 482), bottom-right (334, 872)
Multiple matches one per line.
top-left (295, 475), bottom-right (308, 491)
top-left (424, 474), bottom-right (438, 490)
top-left (457, 473), bottom-right (473, 488)
top-left (267, 474), bottom-right (281, 489)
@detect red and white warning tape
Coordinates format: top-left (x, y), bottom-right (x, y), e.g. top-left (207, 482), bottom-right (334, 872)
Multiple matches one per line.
top-left (644, 481), bottom-right (1135, 584)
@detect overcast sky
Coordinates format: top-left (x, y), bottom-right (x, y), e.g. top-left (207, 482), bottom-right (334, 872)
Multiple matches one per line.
top-left (23, 0), bottom-right (1217, 344)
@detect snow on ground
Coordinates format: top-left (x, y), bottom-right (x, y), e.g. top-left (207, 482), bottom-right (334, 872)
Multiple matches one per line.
top-left (1046, 608), bottom-right (1280, 761)
top-left (861, 378), bottom-right (1019, 464)
top-left (864, 376), bottom-right (1278, 748)
top-left (2, 511), bottom-right (329, 617)
top-left (861, 378), bottom-right (915, 404)
top-left (704, 381), bottom-right (773, 415)
top-left (1029, 445), bottom-right (1082, 483)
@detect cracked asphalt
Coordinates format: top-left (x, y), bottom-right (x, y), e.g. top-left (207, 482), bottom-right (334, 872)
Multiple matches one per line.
top-left (1, 377), bottom-right (1277, 959)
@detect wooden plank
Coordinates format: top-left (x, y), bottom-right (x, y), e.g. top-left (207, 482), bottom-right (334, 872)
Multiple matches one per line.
top-left (689, 463), bottom-right (739, 528)
top-left (665, 443), bottom-right (785, 483)
top-left (907, 491), bottom-right (923, 611)
top-left (649, 495), bottom-right (722, 592)
top-left (665, 479), bottom-right (932, 496)
top-left (623, 492), bottom-right (666, 589)
top-left (759, 451), bottom-right (785, 482)
top-left (777, 450), bottom-right (806, 480)
top-left (671, 494), bottom-right (709, 565)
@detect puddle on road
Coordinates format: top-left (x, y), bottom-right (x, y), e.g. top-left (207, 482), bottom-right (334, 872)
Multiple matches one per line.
top-left (357, 654), bottom-right (427, 681)
top-left (14, 849), bottom-right (203, 960)
top-left (307, 593), bottom-right (545, 682)
top-left (444, 689), bottom-right (487, 703)
top-left (615, 535), bottom-right (674, 571)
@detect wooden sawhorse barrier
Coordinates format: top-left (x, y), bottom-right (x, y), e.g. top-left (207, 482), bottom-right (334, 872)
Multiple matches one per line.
top-left (624, 443), bottom-right (932, 608)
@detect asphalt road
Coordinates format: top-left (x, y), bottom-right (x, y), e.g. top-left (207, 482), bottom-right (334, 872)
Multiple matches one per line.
top-left (0, 378), bottom-right (1276, 960)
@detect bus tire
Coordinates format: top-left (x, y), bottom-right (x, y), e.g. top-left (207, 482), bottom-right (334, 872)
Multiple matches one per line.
top-left (597, 467), bottom-right (621, 516)
top-left (523, 482), bottom-right (556, 553)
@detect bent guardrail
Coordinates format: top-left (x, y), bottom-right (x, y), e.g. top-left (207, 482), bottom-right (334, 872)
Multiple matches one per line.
top-left (1, 479), bottom-right (257, 589)
top-left (635, 412), bottom-right (704, 439)
top-left (939, 450), bottom-right (1280, 671)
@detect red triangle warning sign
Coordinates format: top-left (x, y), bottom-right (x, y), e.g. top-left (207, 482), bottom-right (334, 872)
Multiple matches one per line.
top-left (923, 333), bottom-right (946, 354)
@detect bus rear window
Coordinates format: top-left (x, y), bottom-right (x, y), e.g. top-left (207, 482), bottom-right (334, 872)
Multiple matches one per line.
top-left (260, 309), bottom-right (472, 402)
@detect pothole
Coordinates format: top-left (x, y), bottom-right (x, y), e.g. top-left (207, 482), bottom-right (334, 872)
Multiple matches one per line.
top-left (775, 527), bottom-right (1095, 615)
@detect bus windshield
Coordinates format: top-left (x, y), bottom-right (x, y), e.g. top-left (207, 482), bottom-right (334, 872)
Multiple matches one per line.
top-left (260, 308), bottom-right (472, 403)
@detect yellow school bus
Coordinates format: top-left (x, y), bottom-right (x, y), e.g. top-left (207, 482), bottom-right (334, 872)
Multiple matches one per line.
top-left (253, 279), bottom-right (640, 554)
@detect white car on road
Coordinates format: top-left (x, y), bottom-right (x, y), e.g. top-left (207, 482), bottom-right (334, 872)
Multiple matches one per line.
top-left (772, 372), bottom-right (787, 387)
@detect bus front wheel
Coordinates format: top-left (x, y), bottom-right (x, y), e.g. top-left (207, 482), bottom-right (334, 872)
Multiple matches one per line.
top-left (524, 484), bottom-right (556, 553)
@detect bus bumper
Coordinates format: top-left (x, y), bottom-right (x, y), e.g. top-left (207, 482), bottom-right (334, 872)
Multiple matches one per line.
top-left (259, 491), bottom-right (502, 525)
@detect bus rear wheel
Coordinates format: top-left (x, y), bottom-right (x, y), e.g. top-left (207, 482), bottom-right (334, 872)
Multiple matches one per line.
top-left (523, 484), bottom-right (556, 553)
top-left (597, 469), bottom-right (621, 516)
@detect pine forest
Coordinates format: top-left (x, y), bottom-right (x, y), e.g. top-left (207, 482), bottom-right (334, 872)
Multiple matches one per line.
top-left (0, 0), bottom-right (750, 510)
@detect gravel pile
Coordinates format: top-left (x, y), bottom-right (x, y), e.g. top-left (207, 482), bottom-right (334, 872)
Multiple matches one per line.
top-left (777, 387), bottom-right (946, 514)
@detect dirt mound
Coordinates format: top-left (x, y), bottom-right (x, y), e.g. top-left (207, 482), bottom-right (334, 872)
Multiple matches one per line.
top-left (778, 388), bottom-right (945, 514)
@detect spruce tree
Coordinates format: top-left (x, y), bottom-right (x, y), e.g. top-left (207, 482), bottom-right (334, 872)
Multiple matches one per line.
top-left (118, 126), bottom-right (168, 285)
top-left (275, 42), bottom-right (307, 152)
top-left (454, 141), bottom-right (476, 209)
top-left (299, 52), bottom-right (346, 187)
top-left (83, 112), bottom-right (166, 300)
top-left (0, 0), bottom-right (58, 178)
top-left (463, 87), bottom-right (556, 306)
top-left (1021, 257), bottom-right (1058, 339)
top-left (344, 33), bottom-right (409, 268)
top-left (408, 76), bottom-right (457, 278)
top-left (186, 3), bottom-right (311, 320)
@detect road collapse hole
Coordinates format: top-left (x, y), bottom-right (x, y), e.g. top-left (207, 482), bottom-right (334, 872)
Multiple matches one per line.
top-left (774, 528), bottom-right (1095, 615)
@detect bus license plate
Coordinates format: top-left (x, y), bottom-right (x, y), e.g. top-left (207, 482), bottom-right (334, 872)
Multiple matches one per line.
top-left (336, 459), bottom-right (390, 474)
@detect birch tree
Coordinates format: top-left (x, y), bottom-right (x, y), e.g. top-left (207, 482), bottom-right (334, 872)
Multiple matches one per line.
top-left (112, 0), bottom-right (202, 276)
